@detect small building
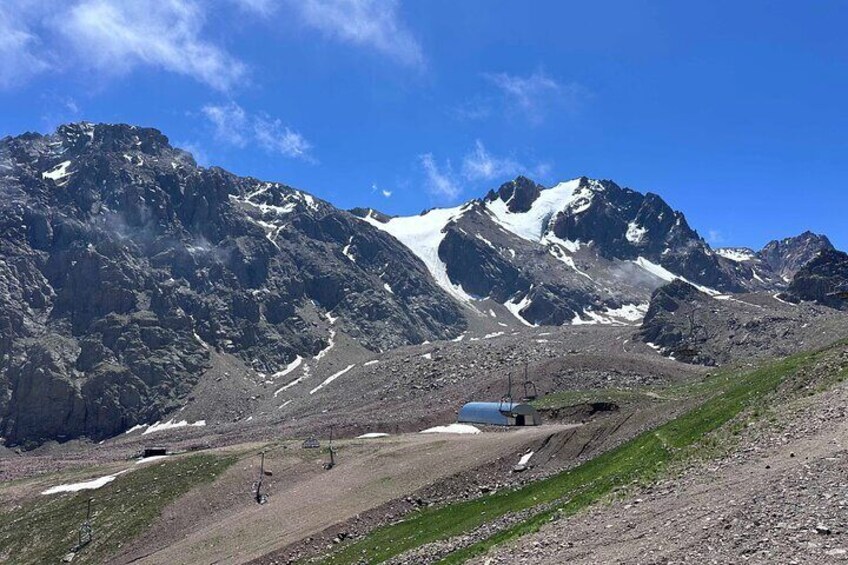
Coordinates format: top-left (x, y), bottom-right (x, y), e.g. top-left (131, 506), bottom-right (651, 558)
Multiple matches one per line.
top-left (142, 446), bottom-right (168, 458)
top-left (458, 401), bottom-right (541, 427)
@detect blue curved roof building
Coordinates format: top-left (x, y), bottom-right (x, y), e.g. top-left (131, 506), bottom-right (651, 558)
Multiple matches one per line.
top-left (457, 401), bottom-right (541, 426)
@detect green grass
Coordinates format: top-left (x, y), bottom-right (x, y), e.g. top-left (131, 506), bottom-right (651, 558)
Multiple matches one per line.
top-left (0, 454), bottom-right (236, 565)
top-left (318, 348), bottom-right (820, 565)
top-left (532, 387), bottom-right (668, 410)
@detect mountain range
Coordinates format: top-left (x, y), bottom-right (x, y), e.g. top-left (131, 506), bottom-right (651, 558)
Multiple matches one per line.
top-left (0, 123), bottom-right (842, 447)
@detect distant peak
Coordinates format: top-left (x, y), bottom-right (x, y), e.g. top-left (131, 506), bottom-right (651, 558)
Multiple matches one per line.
top-left (484, 175), bottom-right (544, 213)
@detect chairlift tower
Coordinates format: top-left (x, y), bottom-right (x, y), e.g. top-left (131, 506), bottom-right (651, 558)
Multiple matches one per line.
top-left (78, 498), bottom-right (93, 549)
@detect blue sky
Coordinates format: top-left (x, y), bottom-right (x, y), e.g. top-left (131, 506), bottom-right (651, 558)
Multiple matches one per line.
top-left (1, 0), bottom-right (846, 250)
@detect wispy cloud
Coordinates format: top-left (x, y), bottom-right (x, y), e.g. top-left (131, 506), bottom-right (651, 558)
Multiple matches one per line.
top-left (419, 140), bottom-right (555, 203)
top-left (202, 102), bottom-right (314, 161)
top-left (461, 140), bottom-right (522, 182)
top-left (230, 0), bottom-right (277, 16)
top-left (58, 0), bottom-right (247, 91)
top-left (253, 117), bottom-right (313, 161)
top-left (484, 69), bottom-right (588, 124)
top-left (0, 0), bottom-right (246, 91)
top-left (285, 0), bottom-right (424, 68)
top-left (0, 5), bottom-right (50, 89)
top-left (419, 154), bottom-right (460, 200)
top-left (708, 229), bottom-right (726, 245)
top-left (371, 183), bottom-right (392, 198)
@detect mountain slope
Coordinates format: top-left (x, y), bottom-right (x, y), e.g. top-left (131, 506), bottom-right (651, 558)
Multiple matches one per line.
top-left (0, 123), bottom-right (465, 446)
top-left (358, 176), bottom-right (780, 327)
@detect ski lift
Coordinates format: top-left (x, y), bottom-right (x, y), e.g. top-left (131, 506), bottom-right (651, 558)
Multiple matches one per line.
top-left (77, 498), bottom-right (93, 549)
top-left (521, 363), bottom-right (537, 401)
top-left (323, 426), bottom-right (336, 470)
top-left (252, 451), bottom-right (272, 504)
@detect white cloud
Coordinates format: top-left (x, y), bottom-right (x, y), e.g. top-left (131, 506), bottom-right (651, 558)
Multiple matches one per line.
top-left (419, 153), bottom-right (460, 200)
top-left (202, 102), bottom-right (249, 146)
top-left (485, 69), bottom-right (587, 124)
top-left (371, 182), bottom-right (392, 198)
top-left (461, 140), bottom-right (522, 182)
top-left (286, 0), bottom-right (424, 68)
top-left (56, 0), bottom-right (247, 91)
top-left (231, 0), bottom-right (277, 16)
top-left (0, 5), bottom-right (50, 89)
top-left (0, 1), bottom-right (246, 91)
top-left (253, 117), bottom-right (313, 161)
top-left (202, 102), bottom-right (313, 161)
top-left (708, 229), bottom-right (726, 245)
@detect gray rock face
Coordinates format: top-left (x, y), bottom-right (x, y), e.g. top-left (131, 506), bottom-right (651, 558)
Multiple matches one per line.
top-left (783, 249), bottom-right (848, 309)
top-left (0, 122), bottom-right (465, 447)
top-left (759, 231), bottom-right (835, 282)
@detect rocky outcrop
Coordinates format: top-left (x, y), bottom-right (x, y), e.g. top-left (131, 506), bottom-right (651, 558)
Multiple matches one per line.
top-left (783, 249), bottom-right (848, 309)
top-left (0, 122), bottom-right (465, 447)
top-left (759, 232), bottom-right (834, 282)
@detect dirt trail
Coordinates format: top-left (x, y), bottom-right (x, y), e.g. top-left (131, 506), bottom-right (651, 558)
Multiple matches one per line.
top-left (111, 425), bottom-right (577, 565)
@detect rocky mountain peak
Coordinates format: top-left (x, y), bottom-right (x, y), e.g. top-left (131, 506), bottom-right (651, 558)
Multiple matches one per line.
top-left (484, 175), bottom-right (545, 213)
top-left (758, 231), bottom-right (834, 282)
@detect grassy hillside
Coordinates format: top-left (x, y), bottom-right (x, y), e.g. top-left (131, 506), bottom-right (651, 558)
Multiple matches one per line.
top-left (319, 345), bottom-right (837, 564)
top-left (0, 454), bottom-right (236, 565)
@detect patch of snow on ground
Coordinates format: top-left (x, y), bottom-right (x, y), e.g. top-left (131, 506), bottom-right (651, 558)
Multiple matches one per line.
top-left (272, 356), bottom-right (303, 379)
top-left (421, 352), bottom-right (433, 360)
top-left (364, 359), bottom-right (379, 366)
top-left (124, 424), bottom-right (147, 435)
top-left (42, 471), bottom-right (127, 495)
top-left (420, 423), bottom-right (481, 435)
top-left (517, 451), bottom-right (534, 467)
top-left (136, 455), bottom-right (168, 465)
top-left (142, 419), bottom-right (206, 435)
top-left (357, 432), bottom-right (389, 439)
top-left (362, 204), bottom-right (475, 303)
top-left (42, 160), bottom-right (72, 182)
top-left (274, 365), bottom-right (311, 396)
top-left (602, 303), bottom-right (649, 323)
top-left (309, 364), bottom-right (355, 395)
top-left (451, 333), bottom-right (466, 342)
top-left (383, 282), bottom-right (394, 294)
top-left (314, 330), bottom-right (336, 360)
top-left (484, 331), bottom-right (505, 339)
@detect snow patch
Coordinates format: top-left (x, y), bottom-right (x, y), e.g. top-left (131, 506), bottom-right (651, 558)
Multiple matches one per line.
top-left (274, 364), bottom-right (311, 396)
top-left (363, 204), bottom-right (475, 303)
top-left (309, 364), bottom-right (355, 395)
top-left (633, 257), bottom-right (720, 296)
top-left (314, 330), bottom-right (336, 361)
top-left (357, 432), bottom-right (389, 439)
top-left (486, 178), bottom-right (597, 242)
top-left (716, 248), bottom-right (756, 262)
top-left (42, 471), bottom-right (127, 495)
top-left (504, 293), bottom-right (535, 327)
top-left (142, 419), bottom-right (206, 435)
top-left (626, 222), bottom-right (647, 244)
top-left (42, 160), bottom-right (72, 182)
top-left (420, 423), bottom-right (481, 435)
top-left (272, 356), bottom-right (303, 379)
